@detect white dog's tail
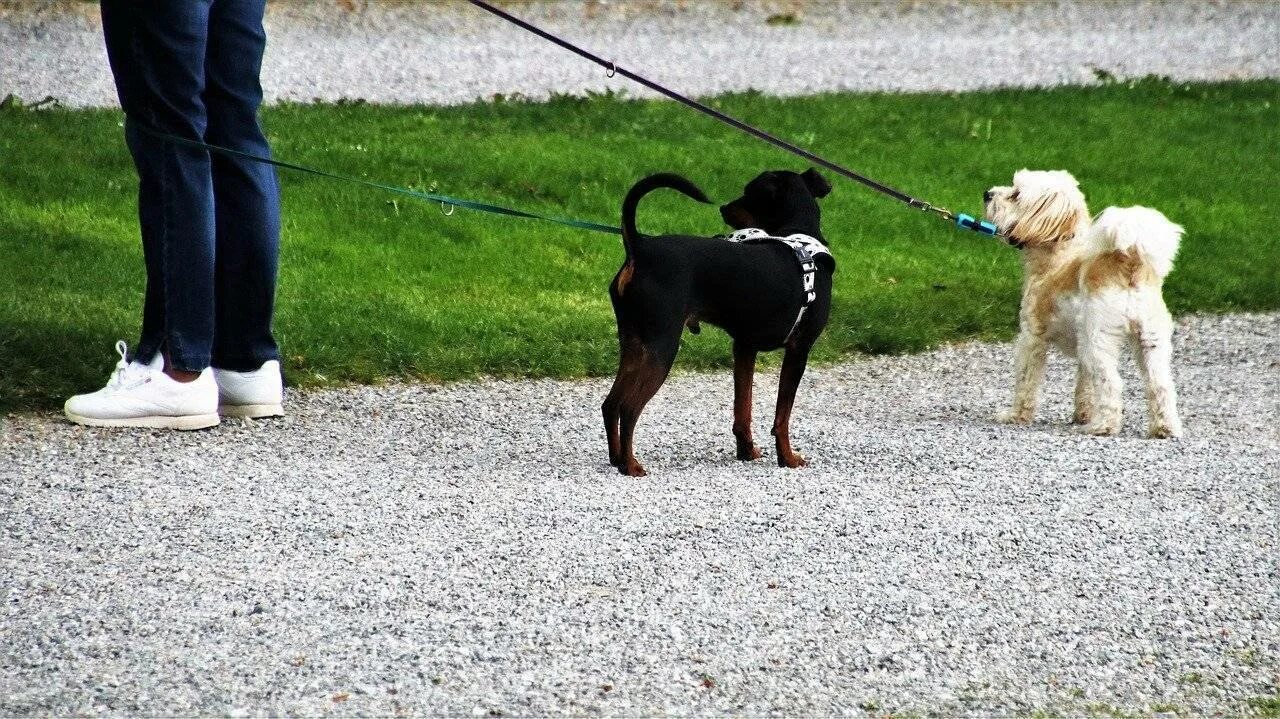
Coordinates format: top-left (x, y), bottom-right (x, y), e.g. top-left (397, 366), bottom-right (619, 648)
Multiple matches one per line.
top-left (1085, 206), bottom-right (1183, 279)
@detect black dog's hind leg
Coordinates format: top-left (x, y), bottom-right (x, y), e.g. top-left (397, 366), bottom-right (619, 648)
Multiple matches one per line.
top-left (732, 342), bottom-right (762, 461)
top-left (602, 334), bottom-right (644, 467)
top-left (772, 340), bottom-right (814, 469)
top-left (615, 334), bottom-right (680, 477)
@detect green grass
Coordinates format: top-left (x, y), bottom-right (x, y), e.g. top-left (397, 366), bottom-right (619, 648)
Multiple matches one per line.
top-left (1, 79), bottom-right (1277, 410)
top-left (1248, 694), bottom-right (1280, 718)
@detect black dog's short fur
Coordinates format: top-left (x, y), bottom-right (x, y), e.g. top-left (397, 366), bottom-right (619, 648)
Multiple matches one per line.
top-left (602, 169), bottom-right (834, 476)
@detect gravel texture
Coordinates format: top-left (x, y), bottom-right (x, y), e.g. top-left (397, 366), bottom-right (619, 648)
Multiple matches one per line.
top-left (3, 3), bottom-right (1278, 713)
top-left (2, 0), bottom-right (1277, 108)
top-left (2, 311), bottom-right (1277, 716)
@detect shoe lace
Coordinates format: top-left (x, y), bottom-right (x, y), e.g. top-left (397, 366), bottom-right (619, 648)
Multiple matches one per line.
top-left (106, 340), bottom-right (152, 391)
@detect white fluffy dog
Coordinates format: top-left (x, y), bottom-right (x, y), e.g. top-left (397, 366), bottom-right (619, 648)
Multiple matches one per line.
top-left (983, 169), bottom-right (1185, 437)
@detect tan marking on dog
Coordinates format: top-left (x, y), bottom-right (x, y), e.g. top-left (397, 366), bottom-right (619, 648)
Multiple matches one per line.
top-left (1021, 251), bottom-right (1086, 333)
top-left (1082, 250), bottom-right (1161, 292)
top-left (1010, 202), bottom-right (1087, 250)
top-left (614, 261), bottom-right (635, 295)
top-left (721, 205), bottom-right (755, 230)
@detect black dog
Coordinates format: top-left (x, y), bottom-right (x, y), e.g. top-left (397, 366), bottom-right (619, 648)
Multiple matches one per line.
top-left (602, 169), bottom-right (834, 476)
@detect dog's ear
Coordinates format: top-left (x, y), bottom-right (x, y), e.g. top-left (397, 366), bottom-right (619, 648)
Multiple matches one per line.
top-left (1010, 188), bottom-right (1085, 245)
top-left (802, 168), bottom-right (832, 199)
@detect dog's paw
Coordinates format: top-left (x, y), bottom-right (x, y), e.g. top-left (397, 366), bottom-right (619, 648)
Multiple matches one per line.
top-left (1148, 422), bottom-right (1183, 439)
top-left (737, 445), bottom-right (763, 461)
top-left (995, 408), bottom-right (1032, 425)
top-left (777, 452), bottom-right (807, 469)
top-left (618, 460), bottom-right (648, 477)
top-left (1072, 410), bottom-right (1092, 425)
top-left (1079, 422), bottom-right (1120, 437)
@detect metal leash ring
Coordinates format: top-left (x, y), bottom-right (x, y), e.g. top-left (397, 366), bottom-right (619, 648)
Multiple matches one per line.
top-left (441, 201), bottom-right (456, 216)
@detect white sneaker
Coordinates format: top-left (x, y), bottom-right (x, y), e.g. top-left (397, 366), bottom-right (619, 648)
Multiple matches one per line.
top-left (213, 360), bottom-right (284, 418)
top-left (64, 341), bottom-right (220, 430)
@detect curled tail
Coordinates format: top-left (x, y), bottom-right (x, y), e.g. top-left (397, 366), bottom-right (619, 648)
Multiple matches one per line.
top-left (620, 173), bottom-right (713, 260)
top-left (1086, 206), bottom-right (1184, 279)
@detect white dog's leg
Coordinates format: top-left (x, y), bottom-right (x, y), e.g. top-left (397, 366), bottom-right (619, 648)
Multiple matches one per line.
top-left (1136, 317), bottom-right (1183, 438)
top-left (1080, 322), bottom-right (1124, 436)
top-left (997, 331), bottom-right (1048, 424)
top-left (1073, 364), bottom-right (1094, 425)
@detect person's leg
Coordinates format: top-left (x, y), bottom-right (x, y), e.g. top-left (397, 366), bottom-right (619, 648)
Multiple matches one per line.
top-left (101, 0), bottom-right (217, 373)
top-left (204, 0), bottom-right (281, 372)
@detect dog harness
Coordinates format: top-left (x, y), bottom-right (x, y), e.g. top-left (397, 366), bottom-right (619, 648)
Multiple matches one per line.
top-left (724, 228), bottom-right (833, 343)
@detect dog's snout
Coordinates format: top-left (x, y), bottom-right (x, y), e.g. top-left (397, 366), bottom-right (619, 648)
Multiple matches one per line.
top-left (983, 190), bottom-right (995, 203)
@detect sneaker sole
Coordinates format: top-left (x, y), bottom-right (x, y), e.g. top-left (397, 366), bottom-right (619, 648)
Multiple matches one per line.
top-left (65, 411), bottom-right (221, 431)
top-left (219, 403), bottom-right (285, 419)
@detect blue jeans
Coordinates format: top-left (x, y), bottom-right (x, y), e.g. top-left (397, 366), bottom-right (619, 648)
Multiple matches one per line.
top-left (101, 0), bottom-right (280, 372)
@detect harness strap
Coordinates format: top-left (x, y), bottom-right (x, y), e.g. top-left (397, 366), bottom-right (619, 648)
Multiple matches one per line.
top-left (724, 229), bottom-right (831, 343)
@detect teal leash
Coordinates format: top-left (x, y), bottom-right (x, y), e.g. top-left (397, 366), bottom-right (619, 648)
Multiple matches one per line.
top-left (135, 124), bottom-right (622, 236)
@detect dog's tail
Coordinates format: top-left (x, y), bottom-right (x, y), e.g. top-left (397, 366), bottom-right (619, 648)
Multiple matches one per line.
top-left (1085, 206), bottom-right (1183, 279)
top-left (620, 173), bottom-right (713, 259)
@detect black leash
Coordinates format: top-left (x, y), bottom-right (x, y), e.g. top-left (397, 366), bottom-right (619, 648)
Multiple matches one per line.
top-left (466, 0), bottom-right (1001, 238)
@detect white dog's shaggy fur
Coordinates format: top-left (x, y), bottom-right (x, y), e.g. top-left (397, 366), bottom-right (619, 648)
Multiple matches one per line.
top-left (984, 169), bottom-right (1185, 438)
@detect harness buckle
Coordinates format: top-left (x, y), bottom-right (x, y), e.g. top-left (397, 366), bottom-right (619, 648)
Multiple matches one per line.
top-left (802, 270), bottom-right (816, 292)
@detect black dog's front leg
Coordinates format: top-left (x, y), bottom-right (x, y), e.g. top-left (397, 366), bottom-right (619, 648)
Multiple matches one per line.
top-left (732, 343), bottom-right (762, 461)
top-left (772, 343), bottom-right (812, 468)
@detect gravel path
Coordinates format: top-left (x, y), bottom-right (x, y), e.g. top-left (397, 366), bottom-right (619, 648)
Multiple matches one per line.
top-left (2, 312), bottom-right (1277, 716)
top-left (3, 3), bottom-right (1278, 712)
top-left (2, 0), bottom-right (1277, 108)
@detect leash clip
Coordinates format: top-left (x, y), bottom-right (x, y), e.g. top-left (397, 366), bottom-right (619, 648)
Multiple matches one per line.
top-left (911, 199), bottom-right (956, 222)
top-left (954, 212), bottom-right (999, 236)
top-left (605, 61), bottom-right (616, 78)
top-left (441, 201), bottom-right (456, 216)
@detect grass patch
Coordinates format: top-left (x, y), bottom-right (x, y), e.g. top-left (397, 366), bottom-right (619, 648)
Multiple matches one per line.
top-left (1, 79), bottom-right (1277, 410)
top-left (1081, 704), bottom-right (1139, 719)
top-left (1177, 673), bottom-right (1204, 686)
top-left (1230, 647), bottom-right (1265, 668)
top-left (1248, 695), bottom-right (1280, 718)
